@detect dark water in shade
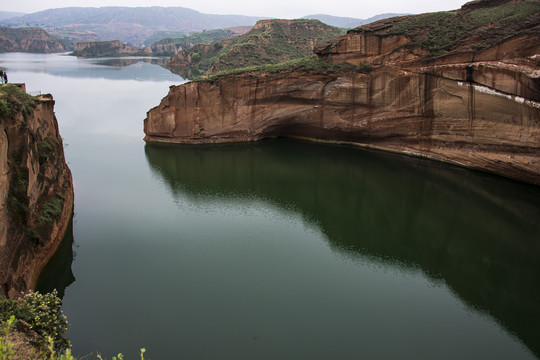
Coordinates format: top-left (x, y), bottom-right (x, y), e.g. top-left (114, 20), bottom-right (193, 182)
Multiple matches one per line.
top-left (1, 53), bottom-right (540, 360)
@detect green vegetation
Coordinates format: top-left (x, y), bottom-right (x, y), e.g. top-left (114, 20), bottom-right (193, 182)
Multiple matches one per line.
top-left (0, 84), bottom-right (39, 120)
top-left (0, 290), bottom-right (69, 354)
top-left (38, 139), bottom-right (59, 166)
top-left (0, 316), bottom-right (16, 360)
top-left (0, 99), bottom-right (9, 117)
top-left (6, 161), bottom-right (29, 225)
top-left (1, 292), bottom-right (142, 360)
top-left (149, 28), bottom-right (240, 48)
top-left (1, 300), bottom-right (147, 359)
top-left (200, 55), bottom-right (372, 82)
top-left (173, 20), bottom-right (345, 79)
top-left (142, 31), bottom-right (186, 47)
top-left (38, 194), bottom-right (65, 226)
top-left (386, 1), bottom-right (540, 56)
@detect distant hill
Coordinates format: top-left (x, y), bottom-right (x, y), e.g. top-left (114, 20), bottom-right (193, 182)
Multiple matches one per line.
top-left (0, 27), bottom-right (66, 53)
top-left (0, 7), bottom-right (265, 47)
top-left (71, 27), bottom-right (252, 58)
top-left (0, 11), bottom-right (26, 21)
top-left (167, 19), bottom-right (345, 79)
top-left (302, 13), bottom-right (407, 28)
top-left (147, 26), bottom-right (252, 54)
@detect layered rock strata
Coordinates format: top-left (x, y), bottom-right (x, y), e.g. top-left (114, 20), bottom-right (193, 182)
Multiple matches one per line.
top-left (145, 1), bottom-right (540, 185)
top-left (0, 84), bottom-right (73, 298)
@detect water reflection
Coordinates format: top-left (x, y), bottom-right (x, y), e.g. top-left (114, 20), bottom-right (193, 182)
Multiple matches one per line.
top-left (36, 219), bottom-right (75, 298)
top-left (0, 53), bottom-right (180, 82)
top-left (84, 57), bottom-right (168, 68)
top-left (145, 139), bottom-right (540, 357)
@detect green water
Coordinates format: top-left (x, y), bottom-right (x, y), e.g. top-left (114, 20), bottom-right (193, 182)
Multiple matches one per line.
top-left (1, 53), bottom-right (539, 359)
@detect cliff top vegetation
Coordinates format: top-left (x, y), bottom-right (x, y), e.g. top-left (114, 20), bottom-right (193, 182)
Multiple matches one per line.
top-left (199, 54), bottom-right (373, 83)
top-left (0, 84), bottom-right (38, 119)
top-left (360, 0), bottom-right (540, 56)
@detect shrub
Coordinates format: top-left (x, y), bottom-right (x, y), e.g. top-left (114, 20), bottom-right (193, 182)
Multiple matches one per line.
top-left (20, 290), bottom-right (70, 352)
top-left (0, 290), bottom-right (70, 355)
top-left (38, 139), bottom-right (58, 165)
top-left (0, 99), bottom-right (9, 117)
top-left (38, 194), bottom-right (65, 225)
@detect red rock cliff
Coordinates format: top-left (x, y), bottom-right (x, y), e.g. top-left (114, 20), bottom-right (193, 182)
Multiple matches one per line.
top-left (0, 85), bottom-right (74, 298)
top-left (145, 1), bottom-right (540, 185)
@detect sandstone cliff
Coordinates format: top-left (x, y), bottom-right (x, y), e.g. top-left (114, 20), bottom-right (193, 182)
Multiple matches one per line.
top-left (0, 84), bottom-right (73, 298)
top-left (145, 0), bottom-right (540, 185)
top-left (0, 27), bottom-right (65, 53)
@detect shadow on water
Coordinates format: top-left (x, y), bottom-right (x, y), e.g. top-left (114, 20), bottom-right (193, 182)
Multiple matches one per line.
top-left (36, 218), bottom-right (75, 299)
top-left (145, 138), bottom-right (540, 357)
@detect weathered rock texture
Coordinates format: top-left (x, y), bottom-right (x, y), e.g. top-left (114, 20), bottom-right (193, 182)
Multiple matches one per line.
top-left (145, 0), bottom-right (540, 185)
top-left (0, 27), bottom-right (65, 53)
top-left (0, 84), bottom-right (73, 298)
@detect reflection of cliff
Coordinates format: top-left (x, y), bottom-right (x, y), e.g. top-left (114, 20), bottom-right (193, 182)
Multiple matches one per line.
top-left (145, 140), bottom-right (540, 357)
top-left (0, 85), bottom-right (74, 298)
top-left (88, 57), bottom-right (169, 68)
top-left (35, 219), bottom-right (75, 298)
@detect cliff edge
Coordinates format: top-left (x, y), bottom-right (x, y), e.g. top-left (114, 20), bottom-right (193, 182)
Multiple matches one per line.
top-left (0, 84), bottom-right (73, 298)
top-left (145, 0), bottom-right (540, 185)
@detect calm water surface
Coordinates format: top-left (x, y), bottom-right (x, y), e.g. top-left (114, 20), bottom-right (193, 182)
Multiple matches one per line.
top-left (1, 53), bottom-right (540, 360)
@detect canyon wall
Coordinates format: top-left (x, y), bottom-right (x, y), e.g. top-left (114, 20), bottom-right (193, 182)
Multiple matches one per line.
top-left (0, 85), bottom-right (73, 298)
top-left (145, 1), bottom-right (540, 185)
top-left (145, 55), bottom-right (540, 184)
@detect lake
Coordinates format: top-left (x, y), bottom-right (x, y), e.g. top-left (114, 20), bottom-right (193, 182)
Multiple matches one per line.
top-left (1, 52), bottom-right (539, 360)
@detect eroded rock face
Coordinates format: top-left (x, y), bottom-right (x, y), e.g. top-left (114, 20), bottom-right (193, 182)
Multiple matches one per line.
top-left (145, 1), bottom-right (540, 185)
top-left (0, 86), bottom-right (74, 298)
top-left (145, 61), bottom-right (540, 184)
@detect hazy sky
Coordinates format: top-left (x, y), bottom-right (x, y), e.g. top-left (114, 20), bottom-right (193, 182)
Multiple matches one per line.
top-left (5, 0), bottom-right (469, 19)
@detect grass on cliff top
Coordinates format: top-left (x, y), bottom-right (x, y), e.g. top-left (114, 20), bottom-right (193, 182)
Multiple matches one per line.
top-left (0, 84), bottom-right (39, 119)
top-left (198, 55), bottom-right (373, 82)
top-left (386, 0), bottom-right (540, 55)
